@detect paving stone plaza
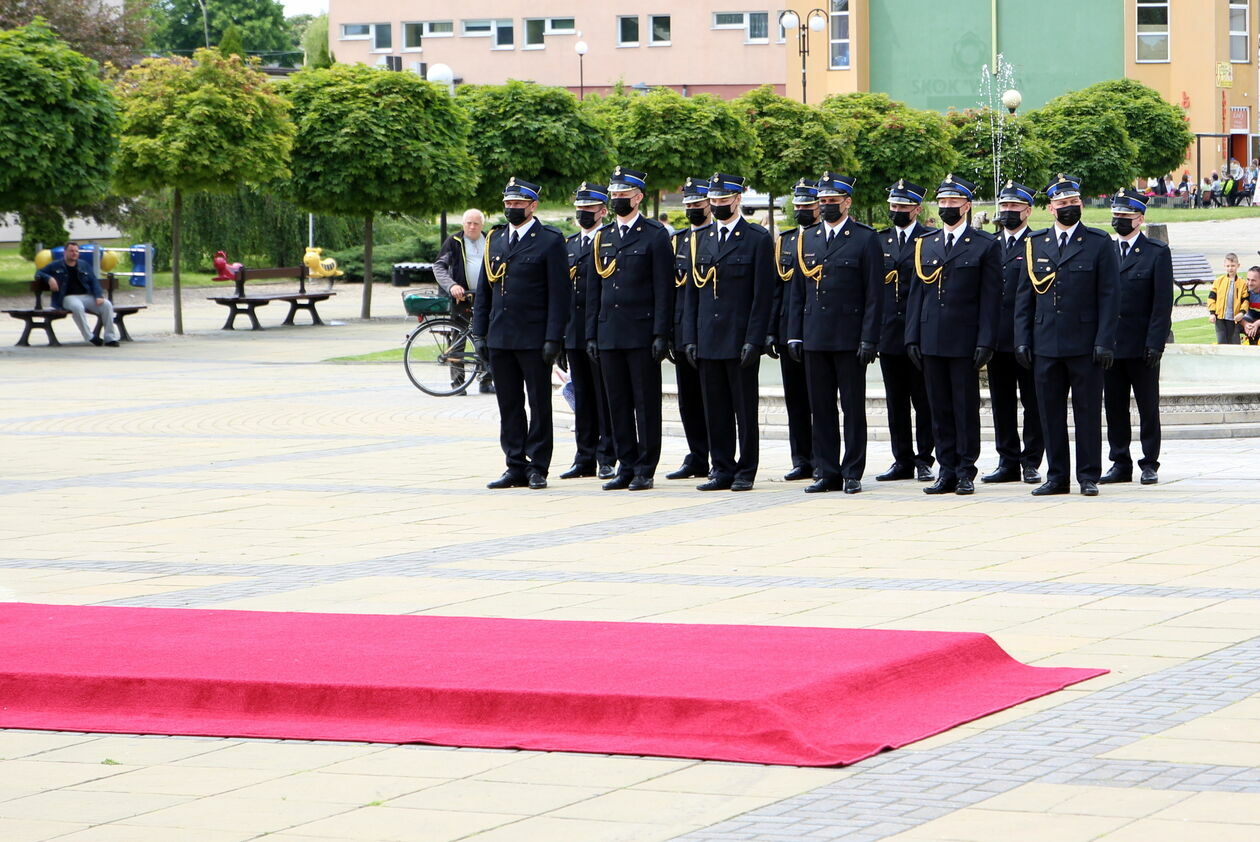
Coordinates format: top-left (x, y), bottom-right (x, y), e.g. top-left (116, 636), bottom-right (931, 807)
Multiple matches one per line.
top-left (1, 267), bottom-right (1258, 841)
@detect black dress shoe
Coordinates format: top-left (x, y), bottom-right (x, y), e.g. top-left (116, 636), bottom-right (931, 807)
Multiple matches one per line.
top-left (923, 476), bottom-right (958, 494)
top-left (730, 479), bottom-right (754, 492)
top-left (843, 478), bottom-right (862, 494)
top-left (1080, 481), bottom-right (1099, 496)
top-left (1099, 465), bottom-right (1133, 484)
top-left (980, 466), bottom-right (1020, 484)
top-left (875, 463), bottom-right (913, 482)
top-left (104, 340), bottom-right (120, 347)
top-left (666, 463), bottom-right (707, 480)
top-left (1022, 466), bottom-right (1042, 484)
top-left (1140, 468), bottom-right (1158, 485)
top-left (90, 336), bottom-right (104, 346)
top-left (597, 464), bottom-right (616, 479)
top-left (478, 379), bottom-right (495, 394)
top-left (697, 477), bottom-right (733, 491)
top-left (527, 471), bottom-right (547, 490)
top-left (487, 471), bottom-right (527, 489)
top-left (628, 476), bottom-right (654, 491)
top-left (603, 474), bottom-right (632, 491)
top-left (804, 478), bottom-right (842, 493)
top-left (955, 478), bottom-right (975, 495)
top-left (1031, 481), bottom-right (1070, 496)
top-left (559, 464), bottom-right (596, 479)
top-left (916, 464), bottom-right (934, 482)
top-left (783, 465), bottom-right (812, 481)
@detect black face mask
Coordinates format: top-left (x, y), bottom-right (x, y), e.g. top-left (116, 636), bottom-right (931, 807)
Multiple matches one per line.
top-left (1054, 205), bottom-right (1082, 227)
top-left (937, 206), bottom-right (964, 226)
top-left (575, 209), bottom-right (598, 229)
top-left (610, 197), bottom-right (635, 217)
top-left (888, 209), bottom-right (913, 228)
top-left (997, 210), bottom-right (1025, 231)
top-left (820, 203), bottom-right (844, 223)
top-left (795, 208), bottom-right (818, 227)
top-left (504, 207), bottom-right (528, 226)
top-left (711, 203), bottom-right (735, 221)
top-left (1110, 216), bottom-right (1137, 237)
top-left (686, 207), bottom-right (710, 226)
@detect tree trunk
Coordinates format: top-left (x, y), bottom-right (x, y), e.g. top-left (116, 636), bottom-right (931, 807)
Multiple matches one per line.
top-left (172, 188), bottom-right (184, 335)
top-left (361, 212), bottom-right (374, 319)
top-left (767, 202), bottom-right (775, 230)
top-left (652, 190), bottom-right (660, 222)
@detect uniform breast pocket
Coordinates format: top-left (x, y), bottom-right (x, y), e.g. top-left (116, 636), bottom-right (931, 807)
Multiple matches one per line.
top-left (953, 257), bottom-right (977, 268)
top-left (883, 256), bottom-right (897, 271)
top-left (833, 258), bottom-right (859, 268)
top-left (516, 255), bottom-right (541, 265)
top-left (1068, 262), bottom-right (1090, 273)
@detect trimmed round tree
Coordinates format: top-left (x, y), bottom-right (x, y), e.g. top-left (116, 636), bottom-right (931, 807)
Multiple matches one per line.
top-left (1025, 97), bottom-right (1138, 198)
top-left (114, 49), bottom-right (293, 334)
top-left (283, 63), bottom-right (475, 317)
top-left (1060, 80), bottom-right (1194, 178)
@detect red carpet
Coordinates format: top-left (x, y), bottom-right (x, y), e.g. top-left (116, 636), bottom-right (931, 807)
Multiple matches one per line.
top-left (0, 603), bottom-right (1105, 766)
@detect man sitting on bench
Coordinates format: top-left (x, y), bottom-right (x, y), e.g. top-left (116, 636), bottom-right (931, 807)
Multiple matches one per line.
top-left (36, 242), bottom-right (119, 347)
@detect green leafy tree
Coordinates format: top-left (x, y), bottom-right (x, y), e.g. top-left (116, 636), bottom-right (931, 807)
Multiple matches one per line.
top-left (1063, 79), bottom-right (1193, 178)
top-left (0, 0), bottom-right (149, 69)
top-left (605, 87), bottom-right (760, 218)
top-left (456, 81), bottom-right (616, 209)
top-left (153, 0), bottom-right (287, 56)
top-left (113, 49), bottom-right (294, 333)
top-left (218, 23), bottom-right (245, 59)
top-left (733, 85), bottom-right (856, 225)
top-left (283, 63), bottom-right (476, 317)
top-left (818, 93), bottom-right (958, 223)
top-left (300, 14), bottom-right (332, 68)
top-left (0, 19), bottom-right (119, 260)
top-left (1025, 97), bottom-right (1138, 197)
top-left (945, 108), bottom-right (1053, 203)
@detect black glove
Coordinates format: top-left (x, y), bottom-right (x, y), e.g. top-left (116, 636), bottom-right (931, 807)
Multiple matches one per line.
top-left (787, 342), bottom-right (803, 363)
top-left (764, 335), bottom-right (780, 359)
top-left (471, 335), bottom-right (489, 362)
top-left (556, 348), bottom-right (568, 372)
top-left (1015, 345), bottom-right (1032, 370)
top-left (739, 343), bottom-right (760, 368)
top-left (651, 335), bottom-right (670, 363)
top-left (906, 343), bottom-right (923, 371)
top-left (585, 340), bottom-right (599, 363)
top-left (542, 340), bottom-right (562, 366)
top-left (684, 343), bottom-right (698, 368)
top-left (973, 346), bottom-right (994, 370)
top-left (1092, 345), bottom-right (1114, 370)
top-left (857, 341), bottom-right (877, 365)
top-left (1144, 347), bottom-right (1163, 369)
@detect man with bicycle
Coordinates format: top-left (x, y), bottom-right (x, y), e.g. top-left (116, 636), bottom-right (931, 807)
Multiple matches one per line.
top-left (434, 208), bottom-right (493, 393)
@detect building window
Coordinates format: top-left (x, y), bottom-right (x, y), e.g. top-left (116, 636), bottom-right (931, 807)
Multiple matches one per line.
top-left (425, 21), bottom-right (453, 37)
top-left (403, 23), bottom-right (422, 51)
top-left (525, 18), bottom-right (546, 48)
top-left (713, 11), bottom-right (771, 43)
top-left (618, 15), bottom-right (640, 47)
top-left (547, 18), bottom-right (576, 34)
top-left (830, 0), bottom-right (850, 69)
top-left (340, 23), bottom-right (370, 39)
top-left (493, 19), bottom-right (514, 49)
top-left (402, 21), bottom-right (452, 51)
top-left (1231, 0), bottom-right (1250, 63)
top-left (372, 23), bottom-right (392, 52)
top-left (1136, 0), bottom-right (1170, 62)
top-left (650, 15), bottom-right (671, 45)
top-left (713, 13), bottom-right (745, 29)
top-left (462, 19), bottom-right (492, 36)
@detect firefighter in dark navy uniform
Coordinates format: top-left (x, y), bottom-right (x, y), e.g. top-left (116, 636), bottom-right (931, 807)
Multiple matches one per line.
top-left (471, 177), bottom-right (571, 490)
top-left (559, 182), bottom-right (616, 480)
top-left (1014, 174), bottom-right (1120, 497)
top-left (680, 173), bottom-right (777, 492)
top-left (905, 174), bottom-right (1002, 496)
top-left (983, 180), bottom-right (1044, 486)
top-left (771, 178), bottom-right (820, 483)
top-left (1101, 188), bottom-right (1173, 486)
top-left (584, 167), bottom-right (674, 491)
top-left (666, 177), bottom-right (714, 481)
top-left (875, 179), bottom-right (936, 483)
top-left (785, 172), bottom-right (882, 495)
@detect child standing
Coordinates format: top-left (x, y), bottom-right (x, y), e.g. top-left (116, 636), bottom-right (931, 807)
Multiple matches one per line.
top-left (1208, 253), bottom-right (1247, 344)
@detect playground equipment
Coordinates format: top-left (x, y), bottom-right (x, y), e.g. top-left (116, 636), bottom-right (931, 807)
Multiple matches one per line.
top-left (303, 247), bottom-right (344, 279)
top-left (213, 250), bottom-right (243, 281)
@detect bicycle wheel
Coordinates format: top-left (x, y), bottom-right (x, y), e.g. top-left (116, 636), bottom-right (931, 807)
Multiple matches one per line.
top-left (403, 318), bottom-right (485, 397)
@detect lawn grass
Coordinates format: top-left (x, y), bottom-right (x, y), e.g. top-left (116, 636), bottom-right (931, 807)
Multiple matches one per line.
top-left (0, 243), bottom-right (231, 298)
top-left (329, 348), bottom-right (406, 363)
top-left (1173, 316), bottom-right (1224, 344)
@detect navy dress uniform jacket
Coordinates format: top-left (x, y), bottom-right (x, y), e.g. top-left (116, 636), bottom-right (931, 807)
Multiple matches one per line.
top-left (586, 216), bottom-right (674, 349)
top-left (1113, 233), bottom-right (1174, 359)
top-left (564, 231), bottom-right (597, 350)
top-left (905, 225), bottom-right (1002, 357)
top-left (681, 217), bottom-right (777, 360)
top-left (996, 229), bottom-right (1033, 353)
top-left (1014, 226), bottom-right (1120, 358)
top-left (472, 222), bottom-right (571, 350)
top-left (876, 222), bottom-right (937, 355)
top-left (772, 226), bottom-right (811, 339)
top-left (786, 219), bottom-right (883, 351)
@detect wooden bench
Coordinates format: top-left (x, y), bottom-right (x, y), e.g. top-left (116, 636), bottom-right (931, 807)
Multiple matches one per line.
top-left (208, 265), bottom-right (336, 330)
top-left (1170, 252), bottom-right (1214, 306)
top-left (2, 275), bottom-right (146, 347)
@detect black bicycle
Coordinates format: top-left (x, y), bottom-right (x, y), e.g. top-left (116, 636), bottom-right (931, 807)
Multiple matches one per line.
top-left (401, 292), bottom-right (487, 397)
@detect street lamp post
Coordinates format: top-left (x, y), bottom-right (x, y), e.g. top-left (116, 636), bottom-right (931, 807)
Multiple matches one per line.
top-left (778, 8), bottom-right (828, 105)
top-left (575, 40), bottom-right (588, 101)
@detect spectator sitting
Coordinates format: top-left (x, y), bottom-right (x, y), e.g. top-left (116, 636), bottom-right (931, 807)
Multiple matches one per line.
top-left (1239, 265), bottom-right (1260, 345)
top-left (35, 241), bottom-right (119, 347)
top-left (1210, 173), bottom-right (1224, 207)
top-left (1208, 253), bottom-right (1247, 344)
